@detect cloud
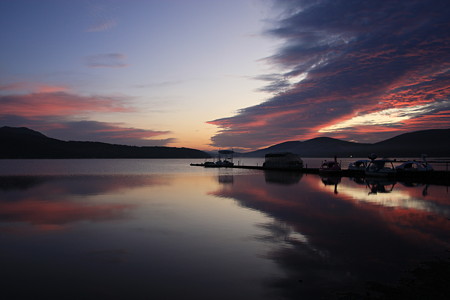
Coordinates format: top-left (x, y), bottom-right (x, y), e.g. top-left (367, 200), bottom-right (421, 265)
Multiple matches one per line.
top-left (45, 120), bottom-right (173, 146)
top-left (85, 0), bottom-right (118, 32)
top-left (0, 88), bottom-right (174, 146)
top-left (0, 91), bottom-right (131, 117)
top-left (208, 0), bottom-right (450, 150)
top-left (86, 53), bottom-right (128, 68)
top-left (1, 115), bottom-right (173, 147)
top-left (0, 82), bottom-right (68, 93)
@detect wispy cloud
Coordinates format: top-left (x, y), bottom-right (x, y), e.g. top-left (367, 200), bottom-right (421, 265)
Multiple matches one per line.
top-left (319, 101), bottom-right (449, 132)
top-left (0, 91), bottom-right (131, 117)
top-left (0, 87), bottom-right (173, 146)
top-left (209, 0), bottom-right (450, 150)
top-left (85, 0), bottom-right (118, 32)
top-left (85, 53), bottom-right (128, 68)
top-left (41, 120), bottom-right (173, 146)
top-left (0, 82), bottom-right (68, 94)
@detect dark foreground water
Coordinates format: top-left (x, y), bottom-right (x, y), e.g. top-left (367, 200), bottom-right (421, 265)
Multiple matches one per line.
top-left (0, 159), bottom-right (449, 299)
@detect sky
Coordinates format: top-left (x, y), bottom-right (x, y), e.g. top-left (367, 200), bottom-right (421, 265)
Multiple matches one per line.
top-left (1, 0), bottom-right (450, 151)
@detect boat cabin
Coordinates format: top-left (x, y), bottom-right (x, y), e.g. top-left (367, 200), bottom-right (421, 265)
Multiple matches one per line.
top-left (263, 152), bottom-right (303, 169)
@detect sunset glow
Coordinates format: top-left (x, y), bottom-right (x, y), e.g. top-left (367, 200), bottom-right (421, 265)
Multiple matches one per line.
top-left (1, 0), bottom-right (449, 150)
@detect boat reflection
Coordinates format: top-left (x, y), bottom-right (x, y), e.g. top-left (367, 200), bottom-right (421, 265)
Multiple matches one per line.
top-left (212, 172), bottom-right (450, 298)
top-left (218, 174), bottom-right (234, 184)
top-left (1, 170), bottom-right (448, 299)
top-left (264, 170), bottom-right (303, 185)
top-left (320, 176), bottom-right (341, 194)
top-left (366, 178), bottom-right (396, 195)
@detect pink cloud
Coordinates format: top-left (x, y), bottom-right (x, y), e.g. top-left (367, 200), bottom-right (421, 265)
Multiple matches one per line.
top-left (0, 91), bottom-right (132, 117)
top-left (207, 0), bottom-right (450, 150)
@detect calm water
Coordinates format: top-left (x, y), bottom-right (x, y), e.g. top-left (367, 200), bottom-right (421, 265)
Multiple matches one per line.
top-left (0, 159), bottom-right (449, 299)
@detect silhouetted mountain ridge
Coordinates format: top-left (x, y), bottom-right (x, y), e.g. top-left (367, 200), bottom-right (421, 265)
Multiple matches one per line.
top-left (0, 126), bottom-right (210, 159)
top-left (245, 128), bottom-right (450, 157)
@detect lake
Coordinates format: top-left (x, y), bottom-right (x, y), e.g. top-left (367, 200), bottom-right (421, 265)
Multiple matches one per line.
top-left (1, 159), bottom-right (449, 299)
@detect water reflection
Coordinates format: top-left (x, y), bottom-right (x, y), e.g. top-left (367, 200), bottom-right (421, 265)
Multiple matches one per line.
top-left (0, 175), bottom-right (169, 233)
top-left (0, 173), bottom-right (280, 300)
top-left (0, 170), bottom-right (449, 299)
top-left (264, 170), bottom-right (303, 185)
top-left (320, 176), bottom-right (341, 194)
top-left (365, 178), bottom-right (396, 195)
top-left (213, 173), bottom-right (450, 298)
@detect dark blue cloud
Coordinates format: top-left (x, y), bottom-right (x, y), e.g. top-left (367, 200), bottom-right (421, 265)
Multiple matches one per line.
top-left (209, 0), bottom-right (450, 149)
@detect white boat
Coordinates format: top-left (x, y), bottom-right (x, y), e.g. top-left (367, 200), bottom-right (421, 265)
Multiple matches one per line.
top-left (348, 159), bottom-right (370, 171)
top-left (395, 161), bottom-right (433, 172)
top-left (395, 154), bottom-right (433, 173)
top-left (365, 158), bottom-right (396, 177)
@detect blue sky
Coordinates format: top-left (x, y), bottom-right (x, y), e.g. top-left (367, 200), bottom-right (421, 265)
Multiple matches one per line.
top-left (1, 0), bottom-right (450, 150)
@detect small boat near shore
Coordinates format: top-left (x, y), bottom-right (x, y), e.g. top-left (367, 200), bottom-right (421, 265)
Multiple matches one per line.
top-left (195, 149), bottom-right (235, 168)
top-left (395, 155), bottom-right (434, 173)
top-left (365, 154), bottom-right (396, 177)
top-left (348, 159), bottom-right (370, 171)
top-left (319, 156), bottom-right (341, 173)
top-left (204, 159), bottom-right (234, 168)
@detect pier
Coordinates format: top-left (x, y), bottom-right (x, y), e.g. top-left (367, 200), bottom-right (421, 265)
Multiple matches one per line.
top-left (190, 163), bottom-right (450, 185)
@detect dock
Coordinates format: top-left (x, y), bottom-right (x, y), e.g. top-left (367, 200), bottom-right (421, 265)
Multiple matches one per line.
top-left (190, 163), bottom-right (450, 185)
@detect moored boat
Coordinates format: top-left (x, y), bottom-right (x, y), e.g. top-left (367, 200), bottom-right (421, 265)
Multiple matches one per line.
top-left (395, 155), bottom-right (433, 173)
top-left (319, 156), bottom-right (341, 173)
top-left (199, 149), bottom-right (235, 167)
top-left (348, 159), bottom-right (370, 171)
top-left (365, 158), bottom-right (396, 177)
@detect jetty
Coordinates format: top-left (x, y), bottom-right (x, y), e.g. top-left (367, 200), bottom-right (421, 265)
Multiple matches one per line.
top-left (190, 162), bottom-right (450, 186)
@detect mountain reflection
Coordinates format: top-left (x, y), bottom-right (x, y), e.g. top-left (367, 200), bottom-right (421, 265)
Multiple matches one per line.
top-left (213, 173), bottom-right (450, 298)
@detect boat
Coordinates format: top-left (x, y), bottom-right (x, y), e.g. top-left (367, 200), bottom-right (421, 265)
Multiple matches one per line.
top-left (365, 156), bottom-right (396, 177)
top-left (262, 152), bottom-right (303, 170)
top-left (395, 155), bottom-right (433, 173)
top-left (203, 149), bottom-right (235, 168)
top-left (319, 156), bottom-right (341, 173)
top-left (213, 159), bottom-right (234, 167)
top-left (396, 161), bottom-right (433, 172)
top-left (348, 159), bottom-right (370, 171)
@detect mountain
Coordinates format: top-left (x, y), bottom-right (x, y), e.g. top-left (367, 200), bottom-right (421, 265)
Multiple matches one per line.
top-left (0, 126), bottom-right (210, 159)
top-left (244, 128), bottom-right (450, 157)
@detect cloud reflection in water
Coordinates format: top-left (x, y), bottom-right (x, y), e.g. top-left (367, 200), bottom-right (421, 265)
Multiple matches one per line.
top-left (212, 171), bottom-right (450, 298)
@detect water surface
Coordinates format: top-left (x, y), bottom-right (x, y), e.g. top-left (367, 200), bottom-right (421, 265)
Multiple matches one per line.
top-left (0, 159), bottom-right (449, 299)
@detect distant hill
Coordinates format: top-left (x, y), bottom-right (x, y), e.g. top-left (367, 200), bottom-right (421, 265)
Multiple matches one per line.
top-left (244, 128), bottom-right (450, 157)
top-left (0, 126), bottom-right (210, 159)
